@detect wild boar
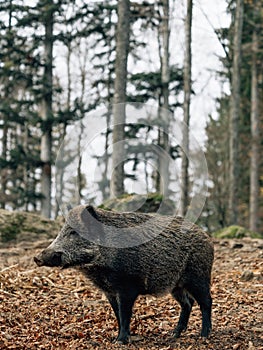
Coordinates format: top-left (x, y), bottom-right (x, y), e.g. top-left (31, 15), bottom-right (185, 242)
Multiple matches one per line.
top-left (34, 205), bottom-right (214, 344)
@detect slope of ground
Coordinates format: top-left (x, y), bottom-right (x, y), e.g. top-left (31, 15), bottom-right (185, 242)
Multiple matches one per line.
top-left (0, 209), bottom-right (63, 244)
top-left (0, 237), bottom-right (262, 349)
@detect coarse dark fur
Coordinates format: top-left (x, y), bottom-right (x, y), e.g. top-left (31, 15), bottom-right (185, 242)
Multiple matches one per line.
top-left (34, 205), bottom-right (214, 344)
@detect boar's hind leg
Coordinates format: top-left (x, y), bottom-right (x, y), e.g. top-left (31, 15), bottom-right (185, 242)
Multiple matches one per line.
top-left (172, 287), bottom-right (195, 338)
top-left (185, 280), bottom-right (212, 338)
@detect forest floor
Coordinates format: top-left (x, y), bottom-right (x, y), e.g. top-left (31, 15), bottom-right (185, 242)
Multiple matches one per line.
top-left (0, 237), bottom-right (262, 350)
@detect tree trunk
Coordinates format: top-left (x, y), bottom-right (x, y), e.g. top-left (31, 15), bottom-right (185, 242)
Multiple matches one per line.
top-left (249, 6), bottom-right (259, 232)
top-left (156, 0), bottom-right (170, 197)
top-left (23, 124), bottom-right (29, 211)
top-left (102, 9), bottom-right (114, 200)
top-left (180, 0), bottom-right (192, 216)
top-left (55, 40), bottom-right (72, 217)
top-left (110, 0), bottom-right (130, 198)
top-left (229, 0), bottom-right (244, 225)
top-left (40, 1), bottom-right (53, 218)
top-left (0, 114), bottom-right (8, 209)
top-left (0, 1), bottom-right (13, 209)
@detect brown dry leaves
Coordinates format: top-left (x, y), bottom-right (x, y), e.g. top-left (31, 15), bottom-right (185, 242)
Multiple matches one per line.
top-left (0, 238), bottom-right (262, 350)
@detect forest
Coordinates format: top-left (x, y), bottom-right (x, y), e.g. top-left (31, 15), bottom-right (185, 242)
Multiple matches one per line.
top-left (0, 1), bottom-right (263, 349)
top-left (0, 0), bottom-right (262, 235)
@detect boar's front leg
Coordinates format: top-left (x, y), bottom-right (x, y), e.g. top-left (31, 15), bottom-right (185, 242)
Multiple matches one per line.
top-left (117, 291), bottom-right (138, 344)
top-left (111, 288), bottom-right (138, 344)
top-left (105, 292), bottom-right (121, 331)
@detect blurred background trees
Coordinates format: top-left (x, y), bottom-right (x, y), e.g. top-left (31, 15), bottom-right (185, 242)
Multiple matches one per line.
top-left (0, 0), bottom-right (262, 235)
top-left (204, 0), bottom-right (263, 233)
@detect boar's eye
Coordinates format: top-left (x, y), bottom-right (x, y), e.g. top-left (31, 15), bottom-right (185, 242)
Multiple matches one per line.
top-left (69, 230), bottom-right (78, 237)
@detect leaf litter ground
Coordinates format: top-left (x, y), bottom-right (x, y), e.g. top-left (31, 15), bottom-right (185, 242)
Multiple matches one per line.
top-left (0, 238), bottom-right (262, 349)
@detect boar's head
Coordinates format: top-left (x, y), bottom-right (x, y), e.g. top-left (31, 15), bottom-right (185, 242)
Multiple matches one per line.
top-left (34, 205), bottom-right (104, 269)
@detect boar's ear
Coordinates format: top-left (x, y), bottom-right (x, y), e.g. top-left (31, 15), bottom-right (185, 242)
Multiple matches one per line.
top-left (80, 205), bottom-right (105, 244)
top-left (82, 205), bottom-right (99, 221)
top-left (67, 204), bottom-right (73, 211)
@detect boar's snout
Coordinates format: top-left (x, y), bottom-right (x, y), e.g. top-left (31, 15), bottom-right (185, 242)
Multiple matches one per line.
top-left (34, 250), bottom-right (63, 267)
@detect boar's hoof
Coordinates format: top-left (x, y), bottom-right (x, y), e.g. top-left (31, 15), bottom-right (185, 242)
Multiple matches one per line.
top-left (114, 335), bottom-right (131, 345)
top-left (173, 330), bottom-right (181, 339)
top-left (172, 327), bottom-right (186, 339)
top-left (201, 326), bottom-right (212, 338)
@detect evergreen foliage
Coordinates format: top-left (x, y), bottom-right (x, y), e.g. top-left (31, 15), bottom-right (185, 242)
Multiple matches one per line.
top-left (203, 0), bottom-right (263, 233)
